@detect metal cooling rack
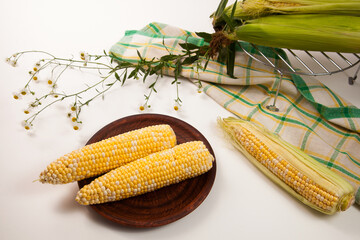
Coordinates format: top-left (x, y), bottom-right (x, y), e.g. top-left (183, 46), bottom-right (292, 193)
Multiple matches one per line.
top-left (238, 41), bottom-right (360, 111)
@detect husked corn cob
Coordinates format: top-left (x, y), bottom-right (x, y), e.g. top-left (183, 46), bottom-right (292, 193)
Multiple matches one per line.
top-left (39, 124), bottom-right (177, 184)
top-left (212, 0), bottom-right (360, 53)
top-left (218, 117), bottom-right (355, 215)
top-left (76, 141), bottom-right (214, 205)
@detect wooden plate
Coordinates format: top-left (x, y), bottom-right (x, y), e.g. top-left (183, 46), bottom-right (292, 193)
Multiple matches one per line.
top-left (78, 113), bottom-right (216, 228)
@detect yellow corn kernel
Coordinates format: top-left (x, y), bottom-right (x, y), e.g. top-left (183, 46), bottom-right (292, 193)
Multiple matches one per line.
top-left (39, 124), bottom-right (177, 184)
top-left (76, 141), bottom-right (214, 205)
top-left (218, 117), bottom-right (355, 215)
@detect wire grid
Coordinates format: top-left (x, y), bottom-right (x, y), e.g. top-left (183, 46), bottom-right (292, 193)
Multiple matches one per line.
top-left (237, 41), bottom-right (360, 111)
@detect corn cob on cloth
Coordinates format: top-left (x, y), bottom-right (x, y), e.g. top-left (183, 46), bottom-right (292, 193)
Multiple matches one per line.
top-left (109, 22), bottom-right (360, 204)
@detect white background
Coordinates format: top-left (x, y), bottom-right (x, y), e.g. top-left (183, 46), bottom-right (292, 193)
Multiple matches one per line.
top-left (1, 1), bottom-right (360, 240)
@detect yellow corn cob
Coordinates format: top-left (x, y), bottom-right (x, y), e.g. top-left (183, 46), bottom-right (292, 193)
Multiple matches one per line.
top-left (218, 117), bottom-right (355, 215)
top-left (39, 124), bottom-right (177, 184)
top-left (76, 141), bottom-right (214, 205)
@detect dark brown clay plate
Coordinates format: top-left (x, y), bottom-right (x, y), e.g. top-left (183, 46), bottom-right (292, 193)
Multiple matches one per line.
top-left (78, 113), bottom-right (216, 228)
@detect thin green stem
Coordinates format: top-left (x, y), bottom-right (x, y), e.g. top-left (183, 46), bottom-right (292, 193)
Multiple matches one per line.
top-left (15, 50), bottom-right (56, 59)
top-left (11, 38), bottom-right (213, 130)
top-left (26, 72), bottom-right (115, 125)
top-left (54, 57), bottom-right (113, 69)
top-left (144, 75), bottom-right (160, 107)
top-left (53, 60), bottom-right (74, 86)
top-left (26, 98), bottom-right (62, 125)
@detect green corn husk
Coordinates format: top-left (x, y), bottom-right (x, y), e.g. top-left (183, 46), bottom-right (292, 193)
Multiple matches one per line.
top-left (213, 0), bottom-right (360, 23)
top-left (229, 14), bottom-right (360, 52)
top-left (218, 117), bottom-right (355, 214)
top-left (211, 0), bottom-right (360, 53)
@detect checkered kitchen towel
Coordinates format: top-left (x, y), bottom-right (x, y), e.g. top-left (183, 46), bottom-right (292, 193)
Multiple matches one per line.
top-left (110, 22), bottom-right (360, 204)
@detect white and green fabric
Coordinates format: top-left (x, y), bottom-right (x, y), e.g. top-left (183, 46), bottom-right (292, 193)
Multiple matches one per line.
top-left (110, 22), bottom-right (360, 204)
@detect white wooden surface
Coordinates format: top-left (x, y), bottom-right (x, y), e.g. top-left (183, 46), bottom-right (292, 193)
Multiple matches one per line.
top-left (1, 1), bottom-right (359, 240)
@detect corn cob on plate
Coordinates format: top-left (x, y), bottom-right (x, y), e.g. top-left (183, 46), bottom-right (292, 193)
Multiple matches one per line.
top-left (77, 114), bottom-right (216, 228)
top-left (39, 123), bottom-right (177, 184)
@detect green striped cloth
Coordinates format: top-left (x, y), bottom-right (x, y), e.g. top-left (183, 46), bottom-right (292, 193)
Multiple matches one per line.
top-left (110, 22), bottom-right (360, 205)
